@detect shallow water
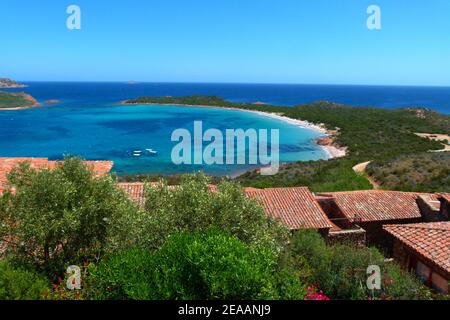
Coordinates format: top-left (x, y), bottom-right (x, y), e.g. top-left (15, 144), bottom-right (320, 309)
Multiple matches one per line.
top-left (0, 99), bottom-right (327, 176)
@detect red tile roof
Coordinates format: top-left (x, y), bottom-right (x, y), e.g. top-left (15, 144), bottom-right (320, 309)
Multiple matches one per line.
top-left (316, 190), bottom-right (440, 223)
top-left (440, 193), bottom-right (450, 203)
top-left (384, 222), bottom-right (450, 277)
top-left (118, 183), bottom-right (332, 230)
top-left (0, 157), bottom-right (113, 194)
top-left (244, 187), bottom-right (333, 230)
top-left (117, 182), bottom-right (146, 207)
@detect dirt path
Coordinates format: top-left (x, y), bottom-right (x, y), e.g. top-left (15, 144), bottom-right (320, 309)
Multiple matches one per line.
top-left (415, 133), bottom-right (450, 152)
top-left (352, 161), bottom-right (380, 189)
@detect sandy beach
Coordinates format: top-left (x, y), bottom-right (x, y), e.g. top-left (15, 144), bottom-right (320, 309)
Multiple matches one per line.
top-left (241, 109), bottom-right (347, 159)
top-left (124, 101), bottom-right (348, 160)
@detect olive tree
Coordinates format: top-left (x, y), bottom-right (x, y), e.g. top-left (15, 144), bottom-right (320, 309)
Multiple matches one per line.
top-left (2, 157), bottom-right (138, 275)
top-left (140, 173), bottom-right (288, 253)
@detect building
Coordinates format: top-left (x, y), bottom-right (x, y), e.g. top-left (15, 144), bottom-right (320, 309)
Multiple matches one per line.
top-left (243, 187), bottom-right (333, 234)
top-left (0, 157), bottom-right (113, 194)
top-left (384, 222), bottom-right (450, 294)
top-left (316, 190), bottom-right (446, 246)
top-left (118, 183), bottom-right (368, 241)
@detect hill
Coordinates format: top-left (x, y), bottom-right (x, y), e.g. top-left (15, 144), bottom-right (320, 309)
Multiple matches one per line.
top-left (124, 96), bottom-right (450, 192)
top-left (0, 91), bottom-right (39, 110)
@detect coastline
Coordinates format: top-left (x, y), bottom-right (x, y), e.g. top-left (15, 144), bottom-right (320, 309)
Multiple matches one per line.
top-left (123, 101), bottom-right (348, 160)
top-left (0, 92), bottom-right (40, 111)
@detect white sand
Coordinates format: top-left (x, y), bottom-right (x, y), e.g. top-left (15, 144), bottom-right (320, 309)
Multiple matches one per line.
top-left (238, 109), bottom-right (347, 159)
top-left (124, 102), bottom-right (348, 159)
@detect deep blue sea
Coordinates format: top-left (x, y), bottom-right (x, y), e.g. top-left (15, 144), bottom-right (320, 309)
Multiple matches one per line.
top-left (1, 82), bottom-right (449, 176)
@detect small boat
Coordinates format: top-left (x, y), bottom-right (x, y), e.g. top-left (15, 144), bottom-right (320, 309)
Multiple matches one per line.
top-left (146, 148), bottom-right (158, 155)
top-left (132, 150), bottom-right (143, 157)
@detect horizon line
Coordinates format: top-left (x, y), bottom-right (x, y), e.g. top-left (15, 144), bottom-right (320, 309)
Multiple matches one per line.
top-left (12, 80), bottom-right (450, 89)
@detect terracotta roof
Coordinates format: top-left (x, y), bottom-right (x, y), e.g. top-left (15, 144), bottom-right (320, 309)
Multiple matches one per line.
top-left (244, 187), bottom-right (333, 230)
top-left (0, 157), bottom-right (113, 194)
top-left (316, 190), bottom-right (440, 223)
top-left (117, 182), bottom-right (146, 207)
top-left (384, 222), bottom-right (450, 277)
top-left (118, 183), bottom-right (332, 230)
top-left (440, 193), bottom-right (450, 203)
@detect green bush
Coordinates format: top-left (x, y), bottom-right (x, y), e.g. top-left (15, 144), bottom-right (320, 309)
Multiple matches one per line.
top-left (86, 229), bottom-right (306, 300)
top-left (284, 229), bottom-right (428, 300)
top-left (0, 259), bottom-right (50, 300)
top-left (139, 174), bottom-right (288, 252)
top-left (2, 157), bottom-right (139, 276)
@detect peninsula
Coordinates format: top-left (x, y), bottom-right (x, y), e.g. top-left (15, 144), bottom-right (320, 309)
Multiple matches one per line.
top-left (123, 95), bottom-right (450, 193)
top-left (0, 78), bottom-right (27, 88)
top-left (0, 91), bottom-right (40, 110)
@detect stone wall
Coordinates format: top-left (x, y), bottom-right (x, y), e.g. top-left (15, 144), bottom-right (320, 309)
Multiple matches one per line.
top-left (326, 228), bottom-right (366, 247)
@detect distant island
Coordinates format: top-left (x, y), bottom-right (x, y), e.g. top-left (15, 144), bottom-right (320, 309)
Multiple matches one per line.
top-left (123, 95), bottom-right (450, 193)
top-left (0, 91), bottom-right (40, 110)
top-left (0, 78), bottom-right (27, 88)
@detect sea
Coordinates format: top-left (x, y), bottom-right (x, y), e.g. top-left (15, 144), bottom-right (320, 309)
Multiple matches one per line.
top-left (1, 82), bottom-right (449, 176)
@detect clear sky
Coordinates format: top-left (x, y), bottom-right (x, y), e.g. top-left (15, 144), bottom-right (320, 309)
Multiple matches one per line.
top-left (1, 0), bottom-right (450, 86)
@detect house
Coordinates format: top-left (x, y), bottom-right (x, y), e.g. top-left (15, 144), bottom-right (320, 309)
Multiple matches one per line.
top-left (117, 182), bottom-right (146, 207)
top-left (0, 157), bottom-right (113, 194)
top-left (384, 222), bottom-right (450, 294)
top-left (315, 190), bottom-right (444, 246)
top-left (118, 183), bottom-right (361, 237)
top-left (243, 187), bottom-right (333, 234)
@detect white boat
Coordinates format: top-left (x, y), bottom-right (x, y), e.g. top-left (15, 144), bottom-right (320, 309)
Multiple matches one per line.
top-left (146, 148), bottom-right (158, 155)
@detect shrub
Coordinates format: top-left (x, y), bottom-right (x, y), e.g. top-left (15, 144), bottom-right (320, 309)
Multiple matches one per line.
top-left (86, 229), bottom-right (306, 300)
top-left (0, 259), bottom-right (50, 300)
top-left (284, 230), bottom-right (428, 300)
top-left (139, 173), bottom-right (288, 253)
top-left (2, 157), bottom-right (139, 276)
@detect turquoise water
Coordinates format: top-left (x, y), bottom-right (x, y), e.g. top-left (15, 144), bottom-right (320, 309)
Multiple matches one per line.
top-left (0, 102), bottom-right (327, 176)
top-left (7, 81), bottom-right (449, 176)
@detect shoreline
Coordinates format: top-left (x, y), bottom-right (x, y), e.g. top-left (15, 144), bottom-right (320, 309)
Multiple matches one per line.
top-left (0, 92), bottom-right (40, 111)
top-left (123, 101), bottom-right (348, 160)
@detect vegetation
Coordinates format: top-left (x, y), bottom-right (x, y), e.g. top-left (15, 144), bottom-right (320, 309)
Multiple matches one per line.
top-left (0, 91), bottom-right (36, 109)
top-left (0, 158), bottom-right (439, 300)
top-left (138, 173), bottom-right (288, 251)
top-left (124, 96), bottom-right (449, 192)
top-left (0, 259), bottom-right (49, 300)
top-left (282, 230), bottom-right (430, 300)
top-left (367, 152), bottom-right (450, 192)
top-left (2, 157), bottom-right (139, 276)
top-left (86, 229), bottom-right (305, 300)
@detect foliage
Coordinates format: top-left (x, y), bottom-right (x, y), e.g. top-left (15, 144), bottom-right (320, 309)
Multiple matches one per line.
top-left (124, 96), bottom-right (449, 193)
top-left (237, 159), bottom-right (373, 192)
top-left (0, 259), bottom-right (50, 300)
top-left (86, 229), bottom-right (306, 300)
top-left (2, 157), bottom-right (139, 276)
top-left (137, 173), bottom-right (288, 252)
top-left (283, 230), bottom-right (429, 300)
top-left (0, 91), bottom-right (35, 109)
top-left (367, 151), bottom-right (450, 192)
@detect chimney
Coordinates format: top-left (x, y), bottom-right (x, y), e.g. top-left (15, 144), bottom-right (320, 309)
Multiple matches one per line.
top-left (417, 195), bottom-right (442, 222)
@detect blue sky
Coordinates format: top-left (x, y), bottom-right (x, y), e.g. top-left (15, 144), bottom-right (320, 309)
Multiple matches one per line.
top-left (1, 0), bottom-right (450, 86)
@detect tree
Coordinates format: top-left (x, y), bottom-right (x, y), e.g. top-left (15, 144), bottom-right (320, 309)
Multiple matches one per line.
top-left (2, 157), bottom-right (138, 275)
top-left (138, 173), bottom-right (288, 253)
